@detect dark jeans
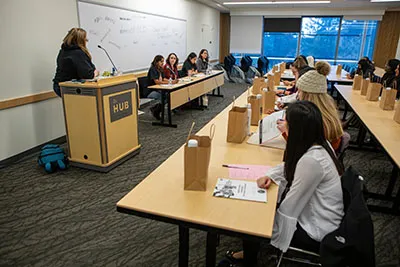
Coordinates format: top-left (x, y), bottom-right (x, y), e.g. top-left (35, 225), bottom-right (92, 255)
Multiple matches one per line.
top-left (53, 83), bottom-right (61, 97)
top-left (243, 224), bottom-right (320, 267)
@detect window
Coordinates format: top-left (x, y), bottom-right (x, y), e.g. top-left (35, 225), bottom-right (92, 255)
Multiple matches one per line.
top-left (261, 17), bottom-right (378, 67)
top-left (337, 20), bottom-right (378, 65)
top-left (300, 17), bottom-right (341, 62)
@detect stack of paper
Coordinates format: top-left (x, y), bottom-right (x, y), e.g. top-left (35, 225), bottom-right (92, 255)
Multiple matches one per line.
top-left (213, 178), bottom-right (267, 203)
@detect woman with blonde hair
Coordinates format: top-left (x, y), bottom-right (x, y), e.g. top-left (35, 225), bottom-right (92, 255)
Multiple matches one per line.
top-left (279, 61), bottom-right (343, 151)
top-left (53, 28), bottom-right (99, 96)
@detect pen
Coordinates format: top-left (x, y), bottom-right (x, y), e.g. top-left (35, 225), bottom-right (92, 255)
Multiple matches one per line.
top-left (222, 164), bottom-right (249, 170)
top-left (259, 119), bottom-right (263, 145)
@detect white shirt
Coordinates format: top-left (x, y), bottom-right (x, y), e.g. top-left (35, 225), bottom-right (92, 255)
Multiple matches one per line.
top-left (266, 145), bottom-right (344, 252)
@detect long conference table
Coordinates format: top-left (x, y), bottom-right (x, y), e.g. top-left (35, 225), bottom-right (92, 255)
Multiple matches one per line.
top-left (148, 70), bottom-right (224, 128)
top-left (117, 91), bottom-right (283, 267)
top-left (336, 85), bottom-right (400, 215)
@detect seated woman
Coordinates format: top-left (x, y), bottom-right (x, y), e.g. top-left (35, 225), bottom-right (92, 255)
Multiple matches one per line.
top-left (279, 61), bottom-right (344, 152)
top-left (281, 55), bottom-right (314, 95)
top-left (147, 55), bottom-right (177, 119)
top-left (53, 28), bottom-right (99, 97)
top-left (196, 49), bottom-right (209, 73)
top-left (381, 59), bottom-right (400, 88)
top-left (181, 52), bottom-right (198, 77)
top-left (227, 101), bottom-right (344, 267)
top-left (346, 57), bottom-right (375, 79)
top-left (163, 53), bottom-right (179, 80)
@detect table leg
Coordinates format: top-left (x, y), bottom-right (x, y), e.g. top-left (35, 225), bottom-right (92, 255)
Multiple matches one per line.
top-left (179, 225), bottom-right (189, 267)
top-left (206, 232), bottom-right (217, 267)
top-left (385, 166), bottom-right (399, 197)
top-left (207, 86), bottom-right (224, 98)
top-left (152, 91), bottom-right (177, 128)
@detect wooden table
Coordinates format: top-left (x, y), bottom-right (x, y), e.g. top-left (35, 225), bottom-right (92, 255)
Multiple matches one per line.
top-left (117, 91), bottom-right (282, 266)
top-left (148, 70), bottom-right (224, 127)
top-left (336, 85), bottom-right (400, 214)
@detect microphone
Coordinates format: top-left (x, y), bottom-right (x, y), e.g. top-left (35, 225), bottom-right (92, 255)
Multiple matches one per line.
top-left (97, 45), bottom-right (118, 72)
top-left (166, 65), bottom-right (176, 78)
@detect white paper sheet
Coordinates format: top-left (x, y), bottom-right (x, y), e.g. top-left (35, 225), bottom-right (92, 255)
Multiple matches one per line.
top-left (213, 178), bottom-right (267, 203)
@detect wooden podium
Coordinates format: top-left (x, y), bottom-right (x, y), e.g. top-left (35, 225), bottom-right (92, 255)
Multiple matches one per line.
top-left (59, 74), bottom-right (140, 172)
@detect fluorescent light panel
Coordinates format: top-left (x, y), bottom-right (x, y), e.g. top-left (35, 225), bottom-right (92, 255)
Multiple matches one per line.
top-left (370, 0), bottom-right (400, 2)
top-left (223, 1), bottom-right (331, 4)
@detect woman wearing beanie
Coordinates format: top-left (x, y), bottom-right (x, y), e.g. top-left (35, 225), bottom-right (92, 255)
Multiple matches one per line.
top-left (278, 61), bottom-right (344, 152)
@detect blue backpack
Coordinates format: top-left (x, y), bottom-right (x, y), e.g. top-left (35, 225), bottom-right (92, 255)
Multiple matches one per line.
top-left (38, 144), bottom-right (68, 173)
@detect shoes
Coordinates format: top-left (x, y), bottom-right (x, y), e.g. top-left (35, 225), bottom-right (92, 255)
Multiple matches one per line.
top-left (150, 103), bottom-right (162, 120)
top-left (225, 250), bottom-right (243, 263)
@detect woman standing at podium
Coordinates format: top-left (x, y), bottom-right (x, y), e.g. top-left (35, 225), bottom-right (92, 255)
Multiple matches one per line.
top-left (53, 28), bottom-right (99, 97)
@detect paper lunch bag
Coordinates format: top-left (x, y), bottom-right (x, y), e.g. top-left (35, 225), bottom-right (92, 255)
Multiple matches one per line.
top-left (248, 95), bottom-right (262, 126)
top-left (336, 64), bottom-right (342, 75)
top-left (184, 123), bottom-right (215, 191)
top-left (379, 88), bottom-right (397, 110)
top-left (267, 74), bottom-right (275, 91)
top-left (262, 88), bottom-right (275, 114)
top-left (394, 101), bottom-right (400, 124)
top-left (360, 78), bottom-right (370, 96)
top-left (352, 74), bottom-right (362, 91)
top-left (252, 77), bottom-right (267, 95)
top-left (274, 71), bottom-right (281, 86)
top-left (365, 82), bottom-right (382, 101)
top-left (227, 100), bottom-right (248, 143)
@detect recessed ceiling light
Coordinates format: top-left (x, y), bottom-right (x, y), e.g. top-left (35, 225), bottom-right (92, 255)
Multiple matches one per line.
top-left (223, 1), bottom-right (331, 4)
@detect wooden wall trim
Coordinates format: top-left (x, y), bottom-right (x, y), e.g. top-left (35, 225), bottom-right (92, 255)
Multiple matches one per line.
top-left (0, 59), bottom-right (220, 111)
top-left (219, 13), bottom-right (231, 63)
top-left (373, 11), bottom-right (400, 68)
top-left (0, 91), bottom-right (58, 111)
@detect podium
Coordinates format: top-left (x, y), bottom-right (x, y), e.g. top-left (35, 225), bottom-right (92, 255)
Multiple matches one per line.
top-left (59, 74), bottom-right (140, 172)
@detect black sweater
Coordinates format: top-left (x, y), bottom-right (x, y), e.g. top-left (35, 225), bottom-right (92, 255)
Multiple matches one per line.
top-left (53, 44), bottom-right (95, 84)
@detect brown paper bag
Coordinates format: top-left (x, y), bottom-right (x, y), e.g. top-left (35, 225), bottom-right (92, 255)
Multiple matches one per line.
top-left (227, 100), bottom-right (248, 143)
top-left (394, 102), bottom-right (400, 124)
top-left (252, 77), bottom-right (267, 95)
top-left (267, 74), bottom-right (274, 90)
top-left (366, 82), bottom-right (382, 101)
top-left (272, 65), bottom-right (278, 72)
top-left (248, 95), bottom-right (262, 126)
top-left (262, 88), bottom-right (275, 114)
top-left (360, 78), bottom-right (370, 96)
top-left (336, 64), bottom-right (342, 75)
top-left (280, 63), bottom-right (286, 74)
top-left (184, 123), bottom-right (215, 191)
top-left (352, 74), bottom-right (362, 91)
top-left (379, 88), bottom-right (397, 110)
top-left (274, 71), bottom-right (281, 86)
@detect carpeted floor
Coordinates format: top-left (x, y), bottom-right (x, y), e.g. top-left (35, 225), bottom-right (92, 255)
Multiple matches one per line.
top-left (0, 82), bottom-right (399, 267)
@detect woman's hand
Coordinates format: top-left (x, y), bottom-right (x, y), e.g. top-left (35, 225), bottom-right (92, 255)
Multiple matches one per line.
top-left (94, 69), bottom-right (100, 77)
top-left (283, 80), bottom-right (291, 86)
top-left (257, 176), bottom-right (272, 189)
top-left (277, 119), bottom-right (287, 135)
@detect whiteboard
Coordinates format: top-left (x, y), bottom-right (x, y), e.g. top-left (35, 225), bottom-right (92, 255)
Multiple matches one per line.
top-left (78, 1), bottom-right (187, 72)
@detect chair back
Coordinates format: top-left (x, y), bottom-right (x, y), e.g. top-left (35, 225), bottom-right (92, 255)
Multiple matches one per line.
top-left (138, 76), bottom-right (151, 98)
top-left (257, 56), bottom-right (269, 75)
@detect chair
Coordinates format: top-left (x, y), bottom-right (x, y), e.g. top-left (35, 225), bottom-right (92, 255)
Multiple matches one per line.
top-left (224, 54), bottom-right (246, 83)
top-left (137, 76), bottom-right (150, 99)
top-left (337, 131), bottom-right (351, 165)
top-left (257, 56), bottom-right (269, 76)
top-left (275, 166), bottom-right (375, 267)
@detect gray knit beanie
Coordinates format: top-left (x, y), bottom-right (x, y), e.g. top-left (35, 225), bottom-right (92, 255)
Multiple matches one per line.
top-left (297, 61), bottom-right (331, 93)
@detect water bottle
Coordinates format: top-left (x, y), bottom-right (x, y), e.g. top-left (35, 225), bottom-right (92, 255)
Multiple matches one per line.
top-left (168, 77), bottom-right (172, 86)
top-left (247, 103), bottom-right (252, 136)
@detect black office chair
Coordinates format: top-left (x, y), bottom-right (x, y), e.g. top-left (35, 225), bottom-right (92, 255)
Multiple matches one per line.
top-left (138, 76), bottom-right (151, 99)
top-left (257, 56), bottom-right (269, 76)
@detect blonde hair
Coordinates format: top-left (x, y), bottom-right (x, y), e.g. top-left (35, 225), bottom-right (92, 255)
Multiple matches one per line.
top-left (63, 28), bottom-right (91, 59)
top-left (298, 92), bottom-right (343, 142)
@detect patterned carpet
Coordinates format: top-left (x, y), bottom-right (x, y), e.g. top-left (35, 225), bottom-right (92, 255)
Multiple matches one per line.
top-left (0, 82), bottom-right (399, 267)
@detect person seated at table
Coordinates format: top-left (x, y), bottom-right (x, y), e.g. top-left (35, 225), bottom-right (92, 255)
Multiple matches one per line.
top-left (381, 59), bottom-right (400, 88)
top-left (53, 27), bottom-right (99, 97)
top-left (225, 101), bottom-right (344, 267)
top-left (182, 52), bottom-right (198, 77)
top-left (163, 53), bottom-right (179, 80)
top-left (147, 55), bottom-right (177, 119)
top-left (196, 49), bottom-right (209, 73)
top-left (281, 55), bottom-right (314, 95)
top-left (346, 57), bottom-right (375, 79)
top-left (278, 61), bottom-right (344, 152)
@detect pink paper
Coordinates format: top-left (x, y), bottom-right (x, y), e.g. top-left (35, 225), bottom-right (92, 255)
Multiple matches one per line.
top-left (227, 164), bottom-right (271, 180)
